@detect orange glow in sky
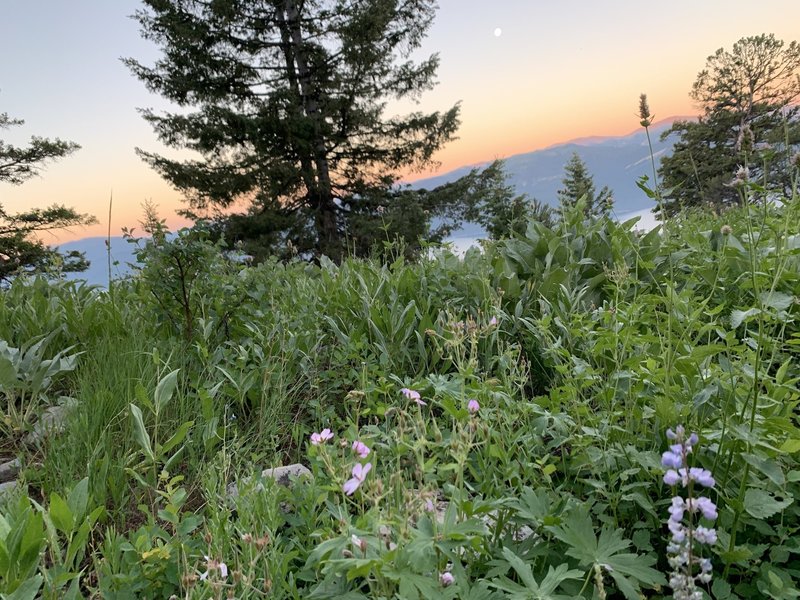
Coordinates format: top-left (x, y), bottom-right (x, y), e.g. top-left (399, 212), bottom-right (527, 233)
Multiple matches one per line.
top-left (2, 1), bottom-right (800, 243)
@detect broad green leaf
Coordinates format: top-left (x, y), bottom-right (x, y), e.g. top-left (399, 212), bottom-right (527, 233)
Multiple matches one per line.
top-left (48, 493), bottom-right (74, 535)
top-left (779, 439), bottom-right (800, 454)
top-left (744, 488), bottom-right (793, 519)
top-left (759, 292), bottom-right (794, 311)
top-left (160, 420), bottom-right (194, 455)
top-left (129, 403), bottom-right (154, 462)
top-left (741, 454), bottom-right (785, 487)
top-left (154, 369), bottom-right (180, 412)
top-left (4, 575), bottom-right (43, 600)
top-left (66, 477), bottom-right (89, 523)
top-left (730, 307), bottom-right (761, 329)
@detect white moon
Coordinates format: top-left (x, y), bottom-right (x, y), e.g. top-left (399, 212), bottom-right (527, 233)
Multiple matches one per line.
top-left (494, 28), bottom-right (502, 37)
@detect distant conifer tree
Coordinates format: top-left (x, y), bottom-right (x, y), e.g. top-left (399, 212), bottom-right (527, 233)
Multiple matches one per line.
top-left (0, 109), bottom-right (94, 282)
top-left (557, 152), bottom-right (613, 219)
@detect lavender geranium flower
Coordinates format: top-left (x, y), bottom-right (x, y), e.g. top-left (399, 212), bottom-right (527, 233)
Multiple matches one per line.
top-left (310, 428), bottom-right (334, 445)
top-left (352, 440), bottom-right (371, 459)
top-left (467, 399), bottom-right (480, 415)
top-left (343, 462), bottom-right (372, 496)
top-left (400, 387), bottom-right (426, 406)
top-left (440, 572), bottom-right (455, 587)
top-left (200, 556), bottom-right (228, 581)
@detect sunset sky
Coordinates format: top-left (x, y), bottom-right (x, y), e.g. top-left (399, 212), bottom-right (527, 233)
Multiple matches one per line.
top-left (2, 0), bottom-right (800, 242)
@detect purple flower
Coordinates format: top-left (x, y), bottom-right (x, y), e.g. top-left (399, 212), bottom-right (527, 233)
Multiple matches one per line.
top-left (467, 399), bottom-right (480, 415)
top-left (661, 450), bottom-right (683, 470)
top-left (351, 534), bottom-right (367, 552)
top-left (200, 556), bottom-right (228, 581)
top-left (688, 467), bottom-right (715, 488)
top-left (663, 469), bottom-right (681, 486)
top-left (692, 497), bottom-right (718, 520)
top-left (440, 572), bottom-right (455, 587)
top-left (400, 387), bottom-right (426, 406)
top-left (694, 526), bottom-right (717, 545)
top-left (310, 428), bottom-right (334, 445)
top-left (343, 462), bottom-right (372, 496)
top-left (668, 497), bottom-right (686, 522)
top-left (489, 316), bottom-right (498, 326)
top-left (352, 440), bottom-right (371, 459)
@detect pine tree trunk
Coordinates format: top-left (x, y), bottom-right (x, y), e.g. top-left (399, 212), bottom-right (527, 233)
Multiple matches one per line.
top-left (279, 0), bottom-right (340, 260)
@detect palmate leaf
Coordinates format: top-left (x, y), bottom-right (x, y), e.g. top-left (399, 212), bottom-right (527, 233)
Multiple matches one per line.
top-left (490, 548), bottom-right (582, 600)
top-left (546, 507), bottom-right (665, 600)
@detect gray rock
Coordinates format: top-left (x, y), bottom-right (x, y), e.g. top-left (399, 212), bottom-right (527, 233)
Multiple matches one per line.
top-left (0, 458), bottom-right (21, 483)
top-left (227, 463), bottom-right (312, 498)
top-left (0, 480), bottom-right (20, 501)
top-left (24, 398), bottom-right (77, 445)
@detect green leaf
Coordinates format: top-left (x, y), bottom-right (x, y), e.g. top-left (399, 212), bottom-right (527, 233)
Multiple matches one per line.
top-left (741, 454), bottom-right (785, 487)
top-left (66, 477), bottom-right (89, 523)
top-left (129, 403), bottom-right (154, 462)
top-left (712, 578), bottom-right (732, 599)
top-left (779, 439), bottom-right (800, 454)
top-left (4, 575), bottom-right (43, 600)
top-left (744, 488), bottom-right (793, 519)
top-left (730, 307), bottom-right (761, 329)
top-left (48, 493), bottom-right (74, 535)
top-left (154, 369), bottom-right (180, 412)
top-left (759, 292), bottom-right (794, 311)
top-left (160, 420), bottom-right (194, 455)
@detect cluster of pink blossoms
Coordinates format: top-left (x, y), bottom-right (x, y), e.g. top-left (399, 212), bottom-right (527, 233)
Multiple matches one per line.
top-left (309, 427), bottom-right (373, 496)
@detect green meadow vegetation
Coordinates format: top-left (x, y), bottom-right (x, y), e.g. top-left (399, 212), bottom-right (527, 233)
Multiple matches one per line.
top-left (2, 177), bottom-right (800, 598)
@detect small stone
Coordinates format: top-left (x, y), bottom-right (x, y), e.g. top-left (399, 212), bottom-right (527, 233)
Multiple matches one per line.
top-left (0, 480), bottom-right (20, 501)
top-left (24, 398), bottom-right (77, 445)
top-left (227, 463), bottom-right (312, 498)
top-left (0, 458), bottom-right (21, 483)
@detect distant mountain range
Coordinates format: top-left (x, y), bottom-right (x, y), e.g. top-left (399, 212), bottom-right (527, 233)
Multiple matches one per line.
top-left (410, 116), bottom-right (684, 214)
top-left (58, 118), bottom-right (684, 285)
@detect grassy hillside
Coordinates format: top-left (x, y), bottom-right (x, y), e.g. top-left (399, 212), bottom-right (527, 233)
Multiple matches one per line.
top-left (1, 189), bottom-right (799, 598)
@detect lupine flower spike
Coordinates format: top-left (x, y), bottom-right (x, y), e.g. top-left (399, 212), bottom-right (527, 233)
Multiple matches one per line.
top-left (662, 426), bottom-right (717, 599)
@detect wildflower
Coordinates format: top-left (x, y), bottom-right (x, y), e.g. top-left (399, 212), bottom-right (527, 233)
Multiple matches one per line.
top-left (467, 399), bottom-right (480, 415)
top-left (310, 428), bottom-right (334, 445)
top-left (720, 224), bottom-right (732, 235)
top-left (343, 462), bottom-right (372, 496)
top-left (400, 387), bottom-right (426, 406)
top-left (440, 572), bottom-right (455, 587)
top-left (730, 165), bottom-right (749, 186)
top-left (638, 93), bottom-right (653, 128)
top-left (352, 440), bottom-right (371, 459)
top-left (351, 534), bottom-right (367, 553)
top-left (200, 556), bottom-right (228, 581)
top-left (662, 426), bottom-right (717, 600)
top-left (489, 316), bottom-right (498, 326)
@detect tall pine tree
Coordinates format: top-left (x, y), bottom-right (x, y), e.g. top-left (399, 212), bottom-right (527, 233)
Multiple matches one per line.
top-left (659, 34), bottom-right (800, 215)
top-left (126, 0), bottom-right (461, 261)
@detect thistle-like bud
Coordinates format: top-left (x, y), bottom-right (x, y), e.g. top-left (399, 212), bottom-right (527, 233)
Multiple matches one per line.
top-left (639, 94), bottom-right (653, 128)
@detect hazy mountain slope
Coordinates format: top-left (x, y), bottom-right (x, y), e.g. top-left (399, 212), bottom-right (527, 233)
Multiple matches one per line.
top-left (412, 118), bottom-right (680, 214)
